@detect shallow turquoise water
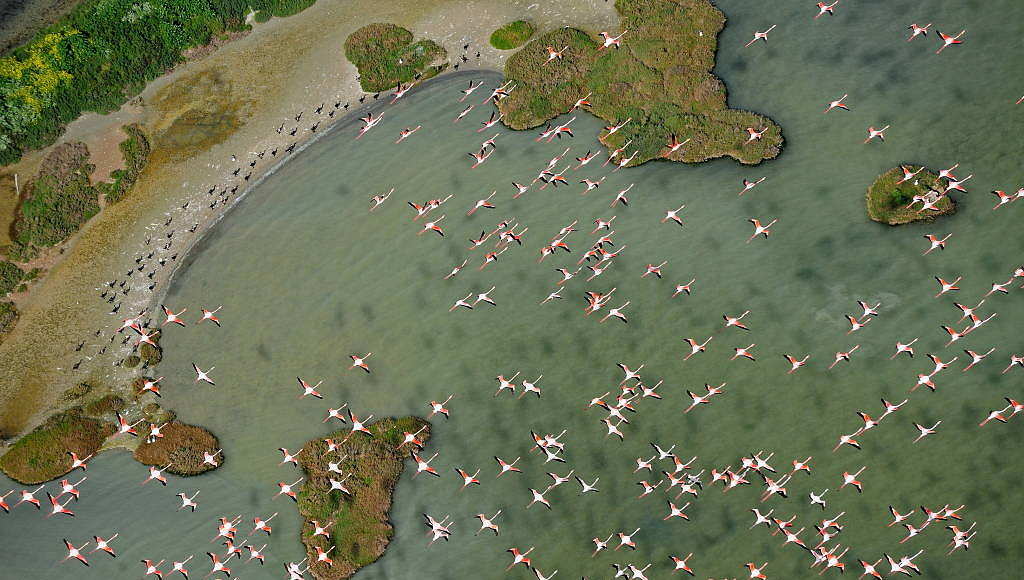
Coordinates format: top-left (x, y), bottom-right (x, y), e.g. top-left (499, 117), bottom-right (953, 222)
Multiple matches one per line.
top-left (3, 0), bottom-right (1024, 578)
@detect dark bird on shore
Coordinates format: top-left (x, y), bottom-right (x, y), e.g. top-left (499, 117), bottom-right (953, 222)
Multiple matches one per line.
top-left (249, 160), bottom-right (256, 167)
top-left (271, 149), bottom-right (278, 156)
top-left (286, 143), bottom-right (296, 153)
top-left (310, 122), bottom-right (320, 132)
top-left (476, 51), bottom-right (481, 58)
top-left (461, 55), bottom-right (468, 62)
top-left (164, 217), bottom-right (172, 226)
top-left (73, 360), bottom-right (81, 370)
top-left (244, 172), bottom-right (252, 181)
top-left (289, 127), bottom-right (297, 136)
top-left (315, 103), bottom-right (324, 114)
top-left (277, 123), bottom-right (284, 134)
top-left (359, 95), bottom-right (366, 103)
top-left (344, 103), bottom-right (350, 109)
top-left (463, 43), bottom-right (469, 50)
top-left (232, 167), bottom-right (240, 176)
top-left (334, 101), bottom-right (341, 108)
top-left (454, 63), bottom-right (460, 70)
top-left (374, 93), bottom-right (380, 99)
top-left (295, 111), bottom-right (303, 122)
top-left (329, 110), bottom-right (335, 118)
top-left (75, 341), bottom-right (84, 351)
top-left (110, 304), bottom-right (120, 314)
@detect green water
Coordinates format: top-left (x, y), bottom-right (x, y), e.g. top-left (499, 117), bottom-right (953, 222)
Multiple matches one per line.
top-left (3, 0), bottom-right (1024, 578)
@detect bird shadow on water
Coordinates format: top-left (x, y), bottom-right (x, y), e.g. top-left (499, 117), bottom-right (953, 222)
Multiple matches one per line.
top-left (254, 341), bottom-right (272, 362)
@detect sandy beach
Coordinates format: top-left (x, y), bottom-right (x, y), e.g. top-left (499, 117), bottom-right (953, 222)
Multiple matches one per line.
top-left (0, 0), bottom-right (618, 442)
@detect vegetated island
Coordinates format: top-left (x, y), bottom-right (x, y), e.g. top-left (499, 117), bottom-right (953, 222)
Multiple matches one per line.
top-left (0, 360), bottom-right (221, 484)
top-left (344, 23), bottom-right (447, 93)
top-left (495, 0), bottom-right (783, 167)
top-left (0, 374), bottom-right (222, 483)
top-left (296, 416), bottom-right (431, 580)
top-left (867, 165), bottom-right (955, 225)
top-left (489, 20), bottom-right (535, 50)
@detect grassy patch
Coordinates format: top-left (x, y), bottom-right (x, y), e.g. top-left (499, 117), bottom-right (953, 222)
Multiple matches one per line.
top-left (96, 124), bottom-right (151, 204)
top-left (344, 23), bottom-right (447, 93)
top-left (133, 421), bottom-right (220, 476)
top-left (0, 301), bottom-right (18, 344)
top-left (0, 408), bottom-right (114, 484)
top-left (10, 124), bottom-right (150, 257)
top-left (297, 416), bottom-right (431, 579)
top-left (13, 142), bottom-right (99, 248)
top-left (83, 394), bottom-right (126, 417)
top-left (0, 260), bottom-right (26, 295)
top-left (867, 166), bottom-right (955, 225)
top-left (496, 0), bottom-right (783, 167)
top-left (490, 20), bottom-right (535, 50)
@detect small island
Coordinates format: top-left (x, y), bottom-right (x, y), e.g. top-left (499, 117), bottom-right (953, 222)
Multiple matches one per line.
top-left (296, 416), bottom-right (431, 580)
top-left (495, 0), bottom-right (783, 168)
top-left (867, 165), bottom-right (955, 225)
top-left (489, 20), bottom-right (535, 50)
top-left (0, 374), bottom-right (220, 483)
top-left (344, 24), bottom-right (447, 93)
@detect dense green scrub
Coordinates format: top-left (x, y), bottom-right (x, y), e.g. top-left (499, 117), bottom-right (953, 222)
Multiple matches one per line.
top-left (0, 408), bottom-right (115, 484)
top-left (496, 0), bottom-right (783, 167)
top-left (10, 124), bottom-right (149, 258)
top-left (297, 416), bottom-right (431, 580)
top-left (344, 23), bottom-right (447, 93)
top-left (490, 20), bottom-right (535, 50)
top-left (866, 166), bottom-right (955, 225)
top-left (0, 0), bottom-right (319, 166)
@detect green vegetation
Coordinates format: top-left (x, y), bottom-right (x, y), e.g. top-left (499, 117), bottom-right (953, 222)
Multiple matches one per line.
top-left (13, 141), bottom-right (98, 248)
top-left (867, 166), bottom-right (955, 225)
top-left (0, 0), bottom-right (322, 166)
top-left (0, 301), bottom-right (17, 344)
top-left (344, 24), bottom-right (447, 93)
top-left (490, 20), bottom-right (535, 50)
top-left (84, 394), bottom-right (126, 416)
top-left (97, 124), bottom-right (151, 204)
top-left (0, 408), bottom-right (114, 484)
top-left (496, 0), bottom-right (782, 167)
top-left (61, 381), bottom-right (93, 401)
top-left (133, 421), bottom-right (220, 476)
top-left (0, 260), bottom-right (26, 295)
top-left (139, 341), bottom-right (163, 366)
top-left (297, 416), bottom-right (431, 579)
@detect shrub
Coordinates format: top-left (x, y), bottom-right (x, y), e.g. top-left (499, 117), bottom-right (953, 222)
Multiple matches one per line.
top-left (0, 409), bottom-right (114, 483)
top-left (344, 23), bottom-right (447, 93)
top-left (297, 417), bottom-right (430, 579)
top-left (866, 166), bottom-right (955, 225)
top-left (133, 421), bottom-right (220, 476)
top-left (84, 394), bottom-right (126, 416)
top-left (0, 301), bottom-right (17, 342)
top-left (496, 0), bottom-right (783, 167)
top-left (0, 261), bottom-right (26, 295)
top-left (490, 20), bottom-right (535, 50)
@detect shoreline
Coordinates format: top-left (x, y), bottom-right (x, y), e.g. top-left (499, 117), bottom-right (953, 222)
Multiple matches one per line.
top-left (0, 0), bottom-right (619, 446)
